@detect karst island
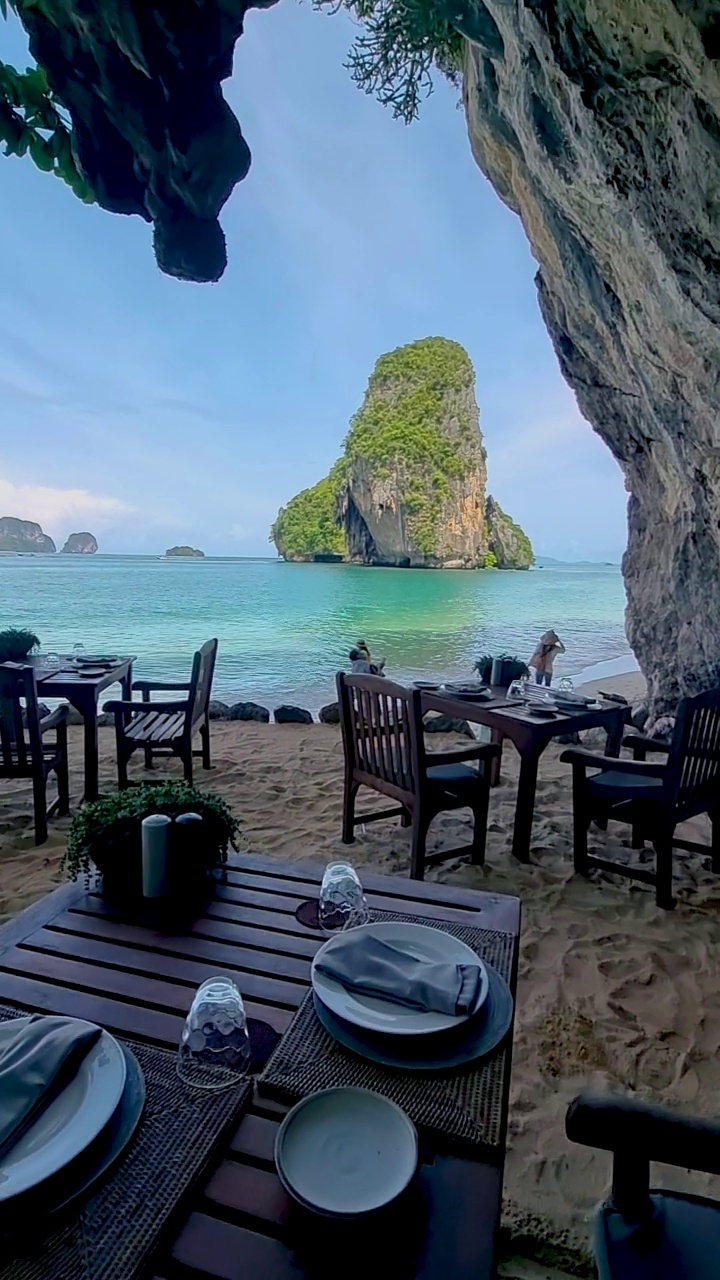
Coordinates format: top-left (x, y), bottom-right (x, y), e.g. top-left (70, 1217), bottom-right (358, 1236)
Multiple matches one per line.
top-left (272, 338), bottom-right (533, 570)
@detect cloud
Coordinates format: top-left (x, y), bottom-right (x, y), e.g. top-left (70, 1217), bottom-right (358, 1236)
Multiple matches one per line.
top-left (228, 523), bottom-right (249, 541)
top-left (0, 474), bottom-right (133, 536)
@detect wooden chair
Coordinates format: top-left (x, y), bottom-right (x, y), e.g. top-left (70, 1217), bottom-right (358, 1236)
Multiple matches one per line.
top-left (561, 688), bottom-right (720, 908)
top-left (336, 672), bottom-right (500, 880)
top-left (106, 639), bottom-right (218, 788)
top-left (566, 1091), bottom-right (720, 1279)
top-left (0, 663), bottom-right (69, 844)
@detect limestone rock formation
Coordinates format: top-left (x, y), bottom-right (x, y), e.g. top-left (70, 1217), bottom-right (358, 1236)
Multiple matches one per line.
top-left (340, 338), bottom-right (489, 568)
top-left (0, 517), bottom-right (55, 554)
top-left (445, 0), bottom-right (720, 710)
top-left (165, 546), bottom-right (205, 559)
top-left (13, 0), bottom-right (279, 282)
top-left (272, 338), bottom-right (532, 569)
top-left (61, 532), bottom-right (98, 554)
top-left (485, 497), bottom-right (533, 570)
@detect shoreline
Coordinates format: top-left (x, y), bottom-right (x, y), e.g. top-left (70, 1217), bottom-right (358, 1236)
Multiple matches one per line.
top-left (205, 651), bottom-right (643, 718)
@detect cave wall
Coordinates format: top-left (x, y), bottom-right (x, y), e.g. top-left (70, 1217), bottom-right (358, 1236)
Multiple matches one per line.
top-left (447, 0), bottom-right (720, 711)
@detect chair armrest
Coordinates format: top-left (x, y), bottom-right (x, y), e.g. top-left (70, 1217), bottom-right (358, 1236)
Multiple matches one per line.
top-left (426, 744), bottom-right (501, 767)
top-left (622, 732), bottom-right (672, 758)
top-left (560, 748), bottom-right (667, 778)
top-left (39, 705), bottom-right (69, 733)
top-left (104, 700), bottom-right (188, 715)
top-left (133, 680), bottom-right (191, 693)
top-left (566, 1092), bottom-right (720, 1177)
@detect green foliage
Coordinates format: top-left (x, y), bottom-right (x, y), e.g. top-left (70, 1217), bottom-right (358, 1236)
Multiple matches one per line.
top-left (0, 627), bottom-right (39, 661)
top-left (271, 469), bottom-right (348, 560)
top-left (64, 780), bottom-right (239, 882)
top-left (0, 6), bottom-right (94, 202)
top-left (313, 0), bottom-right (463, 123)
top-left (473, 654), bottom-right (529, 684)
top-left (344, 337), bottom-right (479, 556)
top-left (503, 517), bottom-right (534, 566)
top-left (483, 551), bottom-right (498, 569)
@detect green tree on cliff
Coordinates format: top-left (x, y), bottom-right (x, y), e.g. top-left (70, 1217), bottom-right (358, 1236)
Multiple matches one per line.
top-left (271, 471), bottom-right (348, 560)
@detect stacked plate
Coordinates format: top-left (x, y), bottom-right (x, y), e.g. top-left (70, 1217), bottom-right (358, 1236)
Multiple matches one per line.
top-left (0, 1018), bottom-right (142, 1224)
top-left (276, 920), bottom-right (512, 1219)
top-left (309, 920), bottom-right (513, 1074)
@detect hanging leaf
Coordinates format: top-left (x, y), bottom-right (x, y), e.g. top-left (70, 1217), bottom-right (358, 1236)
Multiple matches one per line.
top-left (28, 131), bottom-right (54, 170)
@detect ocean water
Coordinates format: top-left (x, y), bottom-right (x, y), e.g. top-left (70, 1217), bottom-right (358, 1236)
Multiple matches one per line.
top-left (0, 556), bottom-right (631, 712)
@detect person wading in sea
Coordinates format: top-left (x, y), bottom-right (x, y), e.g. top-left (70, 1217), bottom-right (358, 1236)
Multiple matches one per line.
top-left (528, 630), bottom-right (565, 687)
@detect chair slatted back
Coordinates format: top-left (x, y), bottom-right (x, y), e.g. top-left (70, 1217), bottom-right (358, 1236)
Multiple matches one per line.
top-left (0, 664), bottom-right (43, 775)
top-left (665, 688), bottom-right (720, 819)
top-left (188, 639), bottom-right (218, 731)
top-left (337, 673), bottom-right (423, 802)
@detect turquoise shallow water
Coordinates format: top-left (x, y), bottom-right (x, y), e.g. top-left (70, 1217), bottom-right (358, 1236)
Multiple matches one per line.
top-left (0, 556), bottom-right (630, 711)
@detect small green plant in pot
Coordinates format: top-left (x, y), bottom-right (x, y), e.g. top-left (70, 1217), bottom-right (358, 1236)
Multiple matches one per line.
top-left (65, 781), bottom-right (239, 912)
top-left (473, 654), bottom-right (529, 688)
top-left (0, 628), bottom-right (40, 662)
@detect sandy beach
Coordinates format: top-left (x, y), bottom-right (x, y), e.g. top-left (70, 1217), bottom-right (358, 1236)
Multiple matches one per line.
top-left (2, 669), bottom-right (720, 1271)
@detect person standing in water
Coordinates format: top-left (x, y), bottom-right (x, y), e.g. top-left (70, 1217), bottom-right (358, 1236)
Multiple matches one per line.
top-left (528, 630), bottom-right (565, 687)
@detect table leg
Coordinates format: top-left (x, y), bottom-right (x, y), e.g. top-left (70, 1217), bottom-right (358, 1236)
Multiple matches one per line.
top-left (489, 729), bottom-right (504, 787)
top-left (121, 665), bottom-right (133, 702)
top-left (605, 709), bottom-right (625, 757)
top-left (83, 701), bottom-right (100, 802)
top-left (512, 749), bottom-right (541, 863)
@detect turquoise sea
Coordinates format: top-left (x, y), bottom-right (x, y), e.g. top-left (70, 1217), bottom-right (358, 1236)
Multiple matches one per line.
top-left (1, 556), bottom-right (632, 712)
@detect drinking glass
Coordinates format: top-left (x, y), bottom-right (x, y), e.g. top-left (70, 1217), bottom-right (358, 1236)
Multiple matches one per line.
top-left (557, 677), bottom-right (574, 694)
top-left (506, 678), bottom-right (527, 704)
top-left (177, 976), bottom-right (251, 1090)
top-left (43, 651), bottom-right (61, 670)
top-left (319, 862), bottom-right (370, 934)
top-left (72, 643), bottom-right (85, 663)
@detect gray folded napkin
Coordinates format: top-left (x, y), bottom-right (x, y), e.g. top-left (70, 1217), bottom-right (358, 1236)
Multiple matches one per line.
top-left (316, 933), bottom-right (482, 1017)
top-left (0, 1015), bottom-right (102, 1162)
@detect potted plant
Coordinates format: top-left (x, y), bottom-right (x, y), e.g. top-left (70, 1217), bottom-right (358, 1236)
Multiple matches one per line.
top-left (64, 781), bottom-right (239, 915)
top-left (0, 628), bottom-right (40, 662)
top-left (473, 654), bottom-right (529, 689)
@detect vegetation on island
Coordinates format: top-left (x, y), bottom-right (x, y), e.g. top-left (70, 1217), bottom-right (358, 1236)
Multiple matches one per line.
top-left (343, 337), bottom-right (482, 557)
top-left (272, 337), bottom-right (532, 569)
top-left (271, 470), bottom-right (347, 561)
top-left (165, 545), bottom-right (205, 558)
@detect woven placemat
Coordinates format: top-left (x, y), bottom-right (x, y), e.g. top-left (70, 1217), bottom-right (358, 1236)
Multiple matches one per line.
top-left (259, 911), bottom-right (515, 1154)
top-left (0, 1005), bottom-right (252, 1280)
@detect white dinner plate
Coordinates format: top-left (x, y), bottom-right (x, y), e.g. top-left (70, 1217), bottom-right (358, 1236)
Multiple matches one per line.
top-left (312, 920), bottom-right (488, 1036)
top-left (0, 1022), bottom-right (127, 1202)
top-left (275, 1088), bottom-right (418, 1216)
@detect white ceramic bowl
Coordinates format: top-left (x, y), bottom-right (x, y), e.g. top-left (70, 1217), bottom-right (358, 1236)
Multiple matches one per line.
top-left (275, 1087), bottom-right (418, 1216)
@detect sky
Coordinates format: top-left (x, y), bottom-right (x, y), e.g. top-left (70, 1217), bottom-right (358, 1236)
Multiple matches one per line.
top-left (0, 4), bottom-right (628, 561)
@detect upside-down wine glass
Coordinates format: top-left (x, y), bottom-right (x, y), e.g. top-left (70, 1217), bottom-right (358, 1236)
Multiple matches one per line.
top-left (319, 862), bottom-right (370, 935)
top-left (177, 976), bottom-right (251, 1090)
top-left (506, 678), bottom-right (527, 704)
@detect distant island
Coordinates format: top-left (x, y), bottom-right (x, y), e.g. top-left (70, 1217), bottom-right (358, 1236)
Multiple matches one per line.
top-left (165, 545), bottom-right (205, 558)
top-left (61, 531), bottom-right (98, 554)
top-left (0, 516), bottom-right (56, 554)
top-left (271, 338), bottom-right (533, 570)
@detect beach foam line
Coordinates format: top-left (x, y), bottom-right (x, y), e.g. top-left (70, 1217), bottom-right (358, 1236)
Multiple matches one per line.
top-left (566, 652), bottom-right (639, 686)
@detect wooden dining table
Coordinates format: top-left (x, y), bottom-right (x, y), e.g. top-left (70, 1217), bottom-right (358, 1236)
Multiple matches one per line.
top-left (422, 688), bottom-right (631, 863)
top-left (0, 853), bottom-right (521, 1280)
top-left (31, 656), bottom-right (135, 802)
